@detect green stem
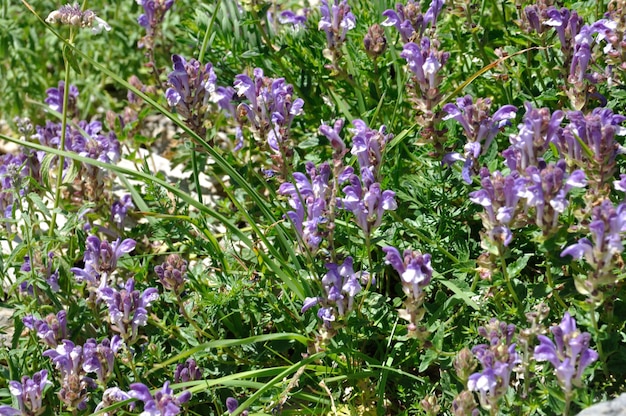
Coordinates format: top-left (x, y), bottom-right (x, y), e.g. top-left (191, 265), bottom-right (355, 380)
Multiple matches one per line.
top-left (198, 0), bottom-right (221, 63)
top-left (176, 294), bottom-right (215, 339)
top-left (499, 247), bottom-right (522, 313)
top-left (49, 31), bottom-right (75, 238)
top-left (589, 307), bottom-right (609, 377)
top-left (546, 265), bottom-right (567, 310)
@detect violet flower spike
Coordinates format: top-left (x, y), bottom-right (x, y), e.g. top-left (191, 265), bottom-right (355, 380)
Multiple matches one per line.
top-left (534, 312), bottom-right (598, 393)
top-left (129, 381), bottom-right (191, 416)
top-left (98, 278), bottom-right (159, 342)
top-left (318, 0), bottom-right (356, 50)
top-left (22, 310), bottom-right (68, 348)
top-left (3, 370), bottom-right (51, 416)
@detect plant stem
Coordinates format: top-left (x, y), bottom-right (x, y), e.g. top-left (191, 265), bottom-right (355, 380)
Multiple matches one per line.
top-left (49, 31), bottom-right (75, 238)
top-left (499, 246), bottom-right (522, 313)
top-left (589, 307), bottom-right (609, 377)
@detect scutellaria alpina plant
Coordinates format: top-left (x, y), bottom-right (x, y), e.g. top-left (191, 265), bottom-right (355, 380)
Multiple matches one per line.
top-left (5, 0), bottom-right (626, 414)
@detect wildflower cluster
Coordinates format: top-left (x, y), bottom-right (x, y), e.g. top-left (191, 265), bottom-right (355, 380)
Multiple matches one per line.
top-left (43, 337), bottom-right (122, 410)
top-left (46, 3), bottom-right (110, 34)
top-left (383, 246), bottom-right (433, 335)
top-left (0, 370), bottom-right (51, 416)
top-left (137, 0), bottom-right (174, 49)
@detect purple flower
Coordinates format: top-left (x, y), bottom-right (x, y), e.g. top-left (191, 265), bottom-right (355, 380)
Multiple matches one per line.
top-left (94, 387), bottom-right (133, 414)
top-left (534, 312), bottom-right (598, 393)
top-left (22, 310), bottom-right (68, 348)
top-left (561, 199), bottom-right (626, 297)
top-left (319, 119), bottom-right (346, 153)
top-left (43, 340), bottom-right (97, 410)
top-left (98, 278), bottom-right (159, 343)
top-left (226, 397), bottom-right (248, 415)
top-left (517, 160), bottom-right (586, 233)
top-left (70, 235), bottom-right (136, 293)
top-left (443, 96), bottom-right (517, 183)
top-left (468, 320), bottom-right (520, 411)
top-left (382, 0), bottom-right (433, 44)
top-left (44, 81), bottom-right (79, 115)
top-left (302, 257), bottom-right (370, 327)
top-left (557, 108), bottom-right (626, 192)
top-left (154, 254), bottom-right (188, 294)
top-left (129, 381), bottom-right (191, 416)
top-left (230, 69), bottom-right (304, 167)
top-left (400, 37), bottom-right (449, 94)
top-left (165, 54), bottom-right (218, 135)
top-left (349, 119), bottom-right (393, 179)
top-left (278, 10), bottom-right (308, 28)
top-left (3, 370), bottom-right (51, 416)
top-left (383, 246), bottom-right (432, 299)
top-left (174, 359), bottom-right (203, 383)
top-left (112, 194), bottom-right (134, 228)
top-left (278, 162), bottom-right (332, 252)
top-left (383, 246), bottom-right (433, 331)
top-left (505, 103), bottom-right (564, 173)
top-left (137, 0), bottom-right (174, 48)
top-left (318, 0), bottom-right (356, 50)
top-left (469, 168), bottom-right (525, 246)
top-left (82, 336), bottom-right (122, 384)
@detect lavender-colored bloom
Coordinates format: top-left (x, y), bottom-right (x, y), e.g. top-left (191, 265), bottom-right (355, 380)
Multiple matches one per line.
top-left (278, 10), bottom-right (308, 28)
top-left (137, 0), bottom-right (174, 48)
top-left (232, 68), bottom-right (304, 157)
top-left (154, 254), bottom-right (187, 294)
top-left (94, 387), bottom-right (132, 414)
top-left (469, 168), bottom-right (525, 246)
top-left (174, 359), bottom-right (203, 383)
top-left (319, 0), bottom-right (356, 51)
top-left (505, 103), bottom-right (564, 173)
top-left (82, 336), bottom-right (122, 384)
top-left (319, 119), bottom-right (346, 153)
top-left (557, 108), bottom-right (626, 192)
top-left (534, 312), bottom-right (598, 393)
top-left (278, 162), bottom-right (332, 252)
top-left (443, 96), bottom-right (517, 183)
top-left (302, 257), bottom-right (370, 327)
top-left (383, 246), bottom-right (432, 299)
top-left (561, 199), bottom-right (626, 297)
top-left (340, 170), bottom-right (397, 235)
top-left (517, 160), bottom-right (586, 233)
top-left (129, 381), bottom-right (191, 416)
top-left (165, 55), bottom-right (218, 135)
top-left (400, 37), bottom-right (449, 94)
top-left (2, 370), bottom-right (51, 416)
top-left (22, 310), bottom-right (68, 348)
top-left (383, 246), bottom-right (433, 331)
top-left (349, 119), bottom-right (393, 179)
top-left (70, 235), bottom-right (136, 293)
top-left (112, 194), bottom-right (134, 228)
top-left (226, 397), bottom-right (248, 415)
top-left (468, 320), bottom-right (520, 411)
top-left (43, 340), bottom-right (97, 410)
top-left (44, 81), bottom-right (79, 115)
top-left (382, 0), bottom-right (440, 44)
top-left (614, 174), bottom-right (626, 192)
top-left (98, 278), bottom-right (159, 342)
